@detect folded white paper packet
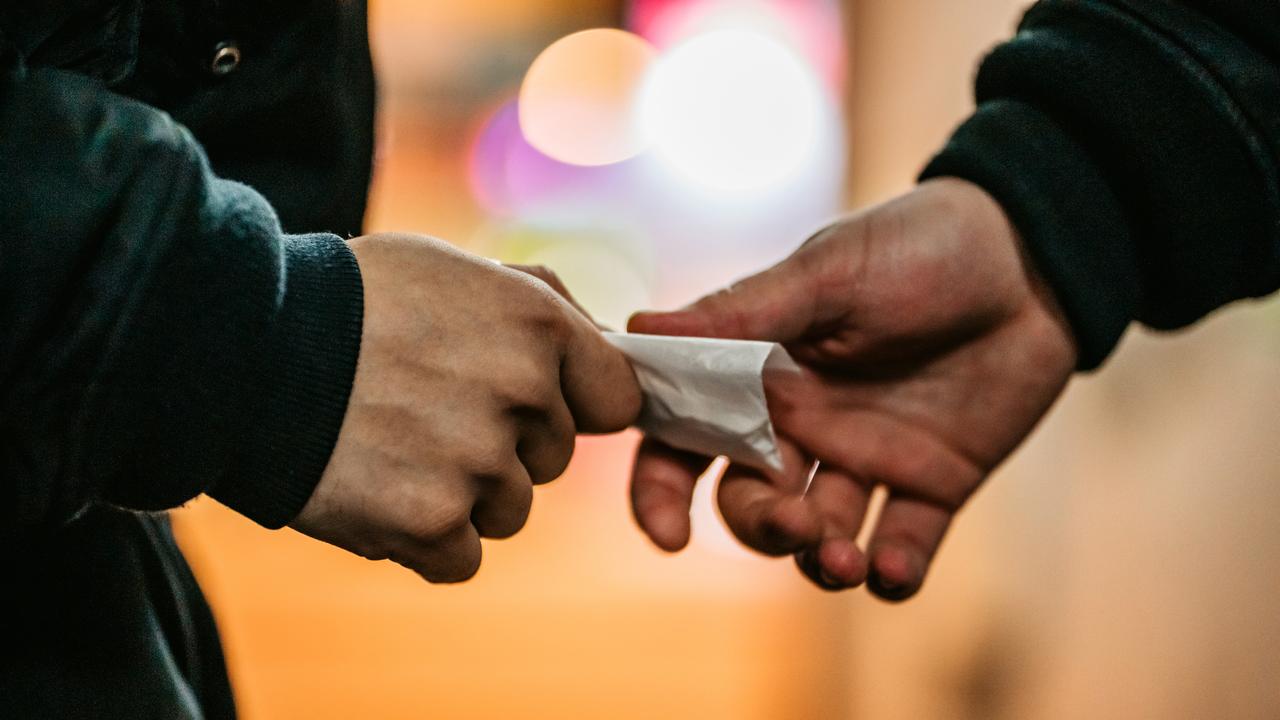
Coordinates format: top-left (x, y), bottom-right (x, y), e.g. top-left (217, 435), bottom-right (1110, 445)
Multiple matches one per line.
top-left (603, 332), bottom-right (801, 472)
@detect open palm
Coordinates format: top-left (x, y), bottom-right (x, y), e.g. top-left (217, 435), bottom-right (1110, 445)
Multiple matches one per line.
top-left (629, 178), bottom-right (1077, 599)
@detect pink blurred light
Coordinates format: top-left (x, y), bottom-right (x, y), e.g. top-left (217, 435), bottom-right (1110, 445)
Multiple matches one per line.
top-left (626, 0), bottom-right (844, 94)
top-left (466, 99), bottom-right (636, 217)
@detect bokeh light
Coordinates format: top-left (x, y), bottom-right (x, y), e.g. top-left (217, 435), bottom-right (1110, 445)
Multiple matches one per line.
top-left (480, 222), bottom-right (655, 330)
top-left (638, 29), bottom-right (826, 196)
top-left (482, 6), bottom-right (846, 308)
top-left (469, 99), bottom-right (640, 217)
top-left (518, 29), bottom-right (658, 166)
top-left (629, 0), bottom-right (845, 91)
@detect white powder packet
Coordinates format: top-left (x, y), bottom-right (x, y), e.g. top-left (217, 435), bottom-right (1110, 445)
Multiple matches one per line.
top-left (603, 332), bottom-right (801, 472)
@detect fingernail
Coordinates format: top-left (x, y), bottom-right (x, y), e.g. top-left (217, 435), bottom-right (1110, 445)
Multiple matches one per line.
top-left (626, 312), bottom-right (661, 332)
top-left (868, 573), bottom-right (911, 601)
top-left (875, 576), bottom-right (900, 591)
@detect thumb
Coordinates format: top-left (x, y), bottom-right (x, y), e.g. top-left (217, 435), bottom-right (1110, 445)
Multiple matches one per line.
top-left (559, 312), bottom-right (643, 434)
top-left (628, 252), bottom-right (821, 342)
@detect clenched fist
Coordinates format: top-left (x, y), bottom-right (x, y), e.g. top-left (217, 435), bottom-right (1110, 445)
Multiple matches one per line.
top-left (292, 233), bottom-right (641, 582)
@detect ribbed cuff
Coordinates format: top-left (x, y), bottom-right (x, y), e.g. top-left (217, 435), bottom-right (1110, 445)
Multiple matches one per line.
top-left (920, 99), bottom-right (1139, 371)
top-left (210, 233), bottom-right (364, 528)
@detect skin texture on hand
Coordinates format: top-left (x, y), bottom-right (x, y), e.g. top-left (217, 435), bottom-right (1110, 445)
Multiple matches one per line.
top-left (628, 178), bottom-right (1078, 600)
top-left (291, 233), bottom-right (641, 583)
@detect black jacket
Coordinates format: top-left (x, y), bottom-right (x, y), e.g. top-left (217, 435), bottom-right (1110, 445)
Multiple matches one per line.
top-left (2, 0), bottom-right (1279, 717)
top-left (1, 1), bottom-right (372, 717)
top-left (924, 0), bottom-right (1280, 368)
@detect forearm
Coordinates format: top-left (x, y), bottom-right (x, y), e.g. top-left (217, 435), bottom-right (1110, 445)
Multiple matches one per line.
top-left (922, 0), bottom-right (1280, 369)
top-left (0, 59), bottom-right (363, 535)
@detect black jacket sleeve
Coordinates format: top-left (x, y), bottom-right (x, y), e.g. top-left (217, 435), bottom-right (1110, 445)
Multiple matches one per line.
top-left (920, 0), bottom-right (1280, 369)
top-left (0, 40), bottom-right (363, 535)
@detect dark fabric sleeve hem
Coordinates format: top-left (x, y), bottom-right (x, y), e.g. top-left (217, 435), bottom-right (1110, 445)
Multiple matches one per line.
top-left (920, 99), bottom-right (1139, 371)
top-left (210, 233), bottom-right (363, 528)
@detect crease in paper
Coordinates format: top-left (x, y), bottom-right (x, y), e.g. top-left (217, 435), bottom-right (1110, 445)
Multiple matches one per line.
top-left (604, 332), bottom-right (800, 472)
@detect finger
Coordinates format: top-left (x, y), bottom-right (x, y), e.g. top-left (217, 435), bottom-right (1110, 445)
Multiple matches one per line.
top-left (716, 441), bottom-right (822, 556)
top-left (775, 408), bottom-right (978, 599)
top-left (559, 313), bottom-right (642, 433)
top-left (794, 465), bottom-right (871, 590)
top-left (630, 438), bottom-right (713, 552)
top-left (507, 264), bottom-right (597, 324)
top-left (865, 493), bottom-right (954, 602)
top-left (469, 462), bottom-right (534, 539)
top-left (627, 245), bottom-right (830, 343)
top-left (395, 523), bottom-right (484, 584)
top-left (776, 407), bottom-right (981, 512)
top-left (514, 398), bottom-right (576, 485)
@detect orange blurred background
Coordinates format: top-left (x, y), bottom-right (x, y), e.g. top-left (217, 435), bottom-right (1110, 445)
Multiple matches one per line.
top-left (172, 1), bottom-right (1280, 718)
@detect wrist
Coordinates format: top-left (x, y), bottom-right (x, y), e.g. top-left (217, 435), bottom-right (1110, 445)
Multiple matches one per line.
top-left (920, 101), bottom-right (1137, 370)
top-left (210, 233), bottom-right (364, 528)
top-left (916, 176), bottom-right (1080, 367)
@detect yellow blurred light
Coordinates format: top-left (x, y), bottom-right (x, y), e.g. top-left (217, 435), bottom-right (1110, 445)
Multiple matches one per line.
top-left (521, 241), bottom-right (651, 330)
top-left (638, 29), bottom-right (825, 195)
top-left (483, 224), bottom-right (654, 330)
top-left (519, 29), bottom-right (658, 166)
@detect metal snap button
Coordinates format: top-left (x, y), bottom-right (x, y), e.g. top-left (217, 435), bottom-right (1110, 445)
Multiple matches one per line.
top-left (210, 41), bottom-right (241, 76)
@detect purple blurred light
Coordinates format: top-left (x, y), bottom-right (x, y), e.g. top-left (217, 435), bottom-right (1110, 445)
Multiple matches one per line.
top-left (467, 100), bottom-right (640, 218)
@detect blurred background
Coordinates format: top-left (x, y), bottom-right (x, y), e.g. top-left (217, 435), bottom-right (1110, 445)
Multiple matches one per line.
top-left (172, 0), bottom-right (1280, 717)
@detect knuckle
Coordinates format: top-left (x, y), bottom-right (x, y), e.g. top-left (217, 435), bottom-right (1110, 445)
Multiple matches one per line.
top-left (521, 287), bottom-right (572, 335)
top-left (402, 495), bottom-right (473, 541)
top-left (517, 407), bottom-right (575, 485)
top-left (413, 558), bottom-right (479, 585)
top-left (481, 507), bottom-right (530, 540)
top-left (497, 365), bottom-right (556, 410)
top-left (463, 434), bottom-right (517, 479)
top-left (475, 477), bottom-right (533, 539)
top-left (540, 422), bottom-right (576, 479)
top-left (424, 542), bottom-right (483, 584)
top-left (452, 549), bottom-right (483, 583)
top-left (538, 435), bottom-right (575, 485)
top-left (400, 532), bottom-right (483, 584)
top-left (526, 265), bottom-right (562, 287)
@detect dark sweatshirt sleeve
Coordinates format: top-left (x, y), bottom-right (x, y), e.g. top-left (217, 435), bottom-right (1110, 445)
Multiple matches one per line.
top-left (920, 0), bottom-right (1280, 369)
top-left (0, 48), bottom-right (363, 535)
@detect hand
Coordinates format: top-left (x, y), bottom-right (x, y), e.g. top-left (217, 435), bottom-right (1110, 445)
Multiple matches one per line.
top-left (628, 178), bottom-right (1077, 599)
top-left (504, 264), bottom-right (599, 327)
top-left (292, 233), bottom-right (641, 582)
